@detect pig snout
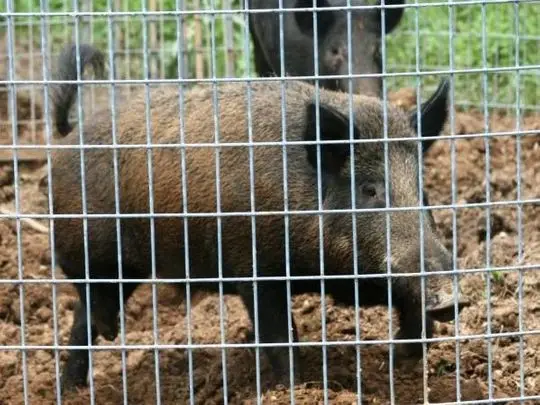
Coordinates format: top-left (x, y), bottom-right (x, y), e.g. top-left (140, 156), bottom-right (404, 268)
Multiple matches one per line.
top-left (387, 238), bottom-right (470, 367)
top-left (394, 241), bottom-right (470, 322)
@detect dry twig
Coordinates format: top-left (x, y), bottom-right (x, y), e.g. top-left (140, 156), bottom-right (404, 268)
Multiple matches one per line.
top-left (0, 206), bottom-right (49, 234)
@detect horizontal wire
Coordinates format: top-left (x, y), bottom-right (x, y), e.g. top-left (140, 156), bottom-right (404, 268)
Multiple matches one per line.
top-left (1, 262), bottom-right (538, 285)
top-left (2, 328), bottom-right (539, 351)
top-left (1, 62), bottom-right (540, 84)
top-left (0, 127), bottom-right (539, 150)
top-left (1, 0), bottom-right (539, 17)
top-left (1, 197), bottom-right (539, 220)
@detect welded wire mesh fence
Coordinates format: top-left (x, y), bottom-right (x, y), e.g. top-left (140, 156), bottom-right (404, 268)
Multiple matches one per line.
top-left (0, 0), bottom-right (538, 404)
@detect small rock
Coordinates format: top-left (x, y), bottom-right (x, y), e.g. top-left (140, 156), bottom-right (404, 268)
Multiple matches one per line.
top-left (0, 185), bottom-right (14, 202)
top-left (40, 249), bottom-right (52, 266)
top-left (0, 165), bottom-right (14, 186)
top-left (340, 326), bottom-right (356, 335)
top-left (35, 306), bottom-right (52, 322)
top-left (9, 299), bottom-right (21, 323)
top-left (474, 363), bottom-right (487, 376)
top-left (492, 305), bottom-right (518, 329)
top-left (476, 212), bottom-right (509, 242)
top-left (300, 299), bottom-right (315, 314)
top-left (505, 351), bottom-right (517, 362)
top-left (437, 323), bottom-right (450, 335)
top-left (127, 349), bottom-right (146, 369)
top-left (34, 349), bottom-right (52, 365)
top-left (0, 351), bottom-right (19, 377)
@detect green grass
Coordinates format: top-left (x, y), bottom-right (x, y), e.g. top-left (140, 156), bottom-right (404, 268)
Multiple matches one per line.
top-left (2, 0), bottom-right (539, 111)
top-left (384, 0), bottom-right (539, 112)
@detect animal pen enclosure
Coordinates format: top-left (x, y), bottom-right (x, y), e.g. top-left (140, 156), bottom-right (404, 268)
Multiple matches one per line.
top-left (0, 0), bottom-right (539, 404)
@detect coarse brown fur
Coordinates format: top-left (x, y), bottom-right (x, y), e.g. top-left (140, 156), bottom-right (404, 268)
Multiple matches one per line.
top-left (49, 44), bottom-right (469, 393)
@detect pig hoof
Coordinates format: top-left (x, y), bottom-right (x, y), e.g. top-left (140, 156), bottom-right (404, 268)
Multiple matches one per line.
top-left (100, 328), bottom-right (117, 342)
top-left (270, 369), bottom-right (301, 390)
top-left (60, 374), bottom-right (86, 395)
top-left (103, 328), bottom-right (118, 341)
top-left (393, 336), bottom-right (424, 369)
top-left (394, 349), bottom-right (422, 372)
top-left (93, 318), bottom-right (118, 341)
top-left (266, 351), bottom-right (303, 389)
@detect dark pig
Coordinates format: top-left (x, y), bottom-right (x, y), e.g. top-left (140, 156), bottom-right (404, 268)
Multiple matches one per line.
top-left (248, 0), bottom-right (405, 97)
top-left (49, 44), bottom-right (468, 393)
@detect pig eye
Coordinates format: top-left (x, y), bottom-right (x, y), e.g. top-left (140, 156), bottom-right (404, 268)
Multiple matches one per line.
top-left (362, 183), bottom-right (377, 198)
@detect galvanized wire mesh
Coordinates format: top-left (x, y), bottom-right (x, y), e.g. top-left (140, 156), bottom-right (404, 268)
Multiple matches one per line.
top-left (0, 1), bottom-right (538, 404)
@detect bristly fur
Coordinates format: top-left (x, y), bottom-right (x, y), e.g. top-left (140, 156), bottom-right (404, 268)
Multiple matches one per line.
top-left (48, 43), bottom-right (468, 395)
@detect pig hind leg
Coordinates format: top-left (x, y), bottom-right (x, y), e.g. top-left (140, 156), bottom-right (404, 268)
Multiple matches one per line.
top-left (60, 262), bottom-right (139, 393)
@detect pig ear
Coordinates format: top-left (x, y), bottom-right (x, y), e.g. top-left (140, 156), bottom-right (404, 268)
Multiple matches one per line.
top-left (378, 0), bottom-right (405, 34)
top-left (409, 78), bottom-right (450, 154)
top-left (295, 0), bottom-right (334, 38)
top-left (304, 101), bottom-right (355, 174)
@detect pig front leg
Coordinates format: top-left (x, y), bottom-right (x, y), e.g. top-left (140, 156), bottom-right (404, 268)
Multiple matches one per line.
top-left (236, 280), bottom-right (302, 389)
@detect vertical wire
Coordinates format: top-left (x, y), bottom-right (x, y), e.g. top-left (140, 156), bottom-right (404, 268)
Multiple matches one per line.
top-left (87, 0), bottom-right (96, 113)
top-left (344, 1), bottom-right (362, 403)
top-left (123, 0), bottom-right (131, 85)
top-left (140, 1), bottom-right (162, 402)
top-left (412, 1), bottom-right (428, 402)
top-left (104, 0), bottom-right (128, 402)
top-left (174, 1), bottom-right (195, 403)
top-left (513, 1), bottom-right (525, 401)
top-left (25, 0), bottom-right (37, 143)
top-left (276, 0), bottom-right (296, 401)
top-left (37, 0), bottom-right (62, 401)
top-left (380, 0), bottom-right (395, 403)
top-left (480, 1), bottom-right (494, 401)
top-left (6, 1), bottom-right (29, 402)
top-left (241, 1), bottom-right (262, 403)
top-left (310, 1), bottom-right (329, 403)
top-left (448, 0), bottom-right (462, 401)
top-left (72, 1), bottom-right (96, 402)
top-left (208, 1), bottom-right (229, 401)
top-left (158, 0), bottom-right (165, 77)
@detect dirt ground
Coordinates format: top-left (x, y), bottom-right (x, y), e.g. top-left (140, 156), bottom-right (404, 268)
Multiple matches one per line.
top-left (0, 42), bottom-right (539, 405)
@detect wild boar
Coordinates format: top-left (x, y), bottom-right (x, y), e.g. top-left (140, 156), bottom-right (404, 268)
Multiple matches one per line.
top-left (48, 44), bottom-right (468, 392)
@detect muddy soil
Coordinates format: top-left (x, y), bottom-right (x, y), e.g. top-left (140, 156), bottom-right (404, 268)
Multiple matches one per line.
top-left (0, 79), bottom-right (539, 404)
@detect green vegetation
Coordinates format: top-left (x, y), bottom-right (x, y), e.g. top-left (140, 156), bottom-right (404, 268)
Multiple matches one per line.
top-left (2, 0), bottom-right (539, 111)
top-left (491, 270), bottom-right (505, 284)
top-left (383, 0), bottom-right (539, 111)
